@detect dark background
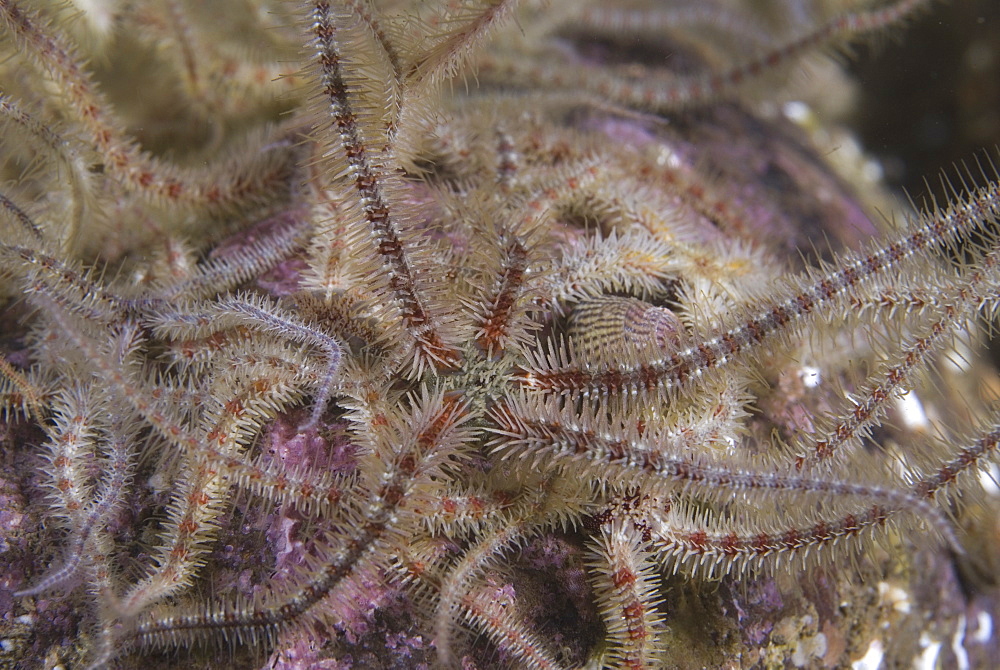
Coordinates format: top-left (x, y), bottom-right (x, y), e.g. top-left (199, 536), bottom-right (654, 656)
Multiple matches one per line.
top-left (850, 1), bottom-right (1000, 205)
